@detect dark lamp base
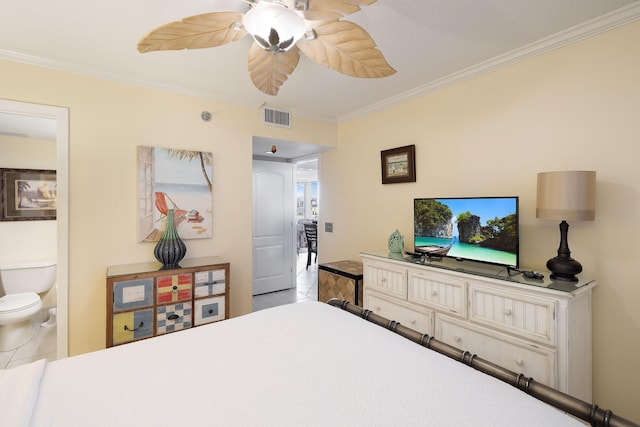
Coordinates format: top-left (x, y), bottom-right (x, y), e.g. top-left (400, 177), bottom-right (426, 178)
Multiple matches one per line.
top-left (546, 256), bottom-right (582, 282)
top-left (546, 220), bottom-right (583, 282)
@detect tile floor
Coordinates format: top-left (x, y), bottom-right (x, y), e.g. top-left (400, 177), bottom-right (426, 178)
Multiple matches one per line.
top-left (252, 252), bottom-right (318, 312)
top-left (0, 308), bottom-right (57, 370)
top-left (0, 254), bottom-right (317, 370)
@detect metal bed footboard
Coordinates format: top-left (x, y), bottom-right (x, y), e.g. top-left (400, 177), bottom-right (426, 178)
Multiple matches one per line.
top-left (327, 298), bottom-right (638, 427)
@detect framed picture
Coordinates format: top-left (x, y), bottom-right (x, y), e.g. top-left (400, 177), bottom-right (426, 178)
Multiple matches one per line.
top-left (381, 144), bottom-right (416, 184)
top-left (137, 146), bottom-right (213, 242)
top-left (0, 168), bottom-right (57, 221)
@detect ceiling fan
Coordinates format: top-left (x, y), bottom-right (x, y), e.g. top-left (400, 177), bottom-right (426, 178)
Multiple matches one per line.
top-left (138, 0), bottom-right (396, 96)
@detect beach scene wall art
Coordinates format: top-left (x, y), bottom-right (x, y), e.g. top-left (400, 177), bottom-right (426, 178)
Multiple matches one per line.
top-left (137, 146), bottom-right (213, 242)
top-left (0, 168), bottom-right (57, 221)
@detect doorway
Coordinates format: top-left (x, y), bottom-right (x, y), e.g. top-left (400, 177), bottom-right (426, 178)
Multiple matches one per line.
top-left (294, 156), bottom-right (319, 267)
top-left (0, 99), bottom-right (69, 361)
top-left (251, 155), bottom-right (320, 311)
top-left (251, 136), bottom-right (329, 308)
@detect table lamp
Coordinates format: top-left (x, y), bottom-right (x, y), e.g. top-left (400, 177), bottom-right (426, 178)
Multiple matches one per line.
top-left (536, 171), bottom-right (596, 282)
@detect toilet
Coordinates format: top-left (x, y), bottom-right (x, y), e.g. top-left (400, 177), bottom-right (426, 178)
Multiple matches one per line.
top-left (0, 260), bottom-right (56, 351)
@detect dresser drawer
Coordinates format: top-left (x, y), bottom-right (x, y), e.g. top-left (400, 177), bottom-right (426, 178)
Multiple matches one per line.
top-left (365, 292), bottom-right (433, 335)
top-left (436, 315), bottom-right (556, 388)
top-left (469, 284), bottom-right (556, 345)
top-left (194, 269), bottom-right (226, 297)
top-left (408, 269), bottom-right (466, 317)
top-left (112, 278), bottom-right (154, 312)
top-left (157, 302), bottom-right (192, 335)
top-left (112, 308), bottom-right (154, 345)
top-left (363, 260), bottom-right (407, 299)
top-left (157, 273), bottom-right (193, 304)
top-left (194, 295), bottom-right (226, 326)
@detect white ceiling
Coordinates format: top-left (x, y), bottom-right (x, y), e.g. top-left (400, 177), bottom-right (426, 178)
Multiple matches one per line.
top-left (1, 1), bottom-right (639, 159)
top-left (0, 113), bottom-right (57, 140)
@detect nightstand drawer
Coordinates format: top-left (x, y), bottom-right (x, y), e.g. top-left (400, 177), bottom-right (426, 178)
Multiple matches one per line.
top-left (363, 260), bottom-right (407, 299)
top-left (469, 284), bottom-right (556, 345)
top-left (366, 293), bottom-right (433, 335)
top-left (436, 315), bottom-right (556, 388)
top-left (408, 269), bottom-right (466, 317)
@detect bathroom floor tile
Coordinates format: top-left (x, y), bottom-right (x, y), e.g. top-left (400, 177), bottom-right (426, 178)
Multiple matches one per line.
top-left (0, 321), bottom-right (57, 370)
top-left (13, 323), bottom-right (57, 360)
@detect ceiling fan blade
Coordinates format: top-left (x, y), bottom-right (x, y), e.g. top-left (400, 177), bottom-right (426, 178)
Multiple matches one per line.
top-left (248, 43), bottom-right (300, 96)
top-left (138, 12), bottom-right (247, 53)
top-left (295, 0), bottom-right (377, 21)
top-left (297, 20), bottom-right (395, 78)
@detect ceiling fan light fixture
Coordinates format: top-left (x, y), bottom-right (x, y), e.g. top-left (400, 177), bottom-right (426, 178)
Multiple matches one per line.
top-left (243, 2), bottom-right (306, 52)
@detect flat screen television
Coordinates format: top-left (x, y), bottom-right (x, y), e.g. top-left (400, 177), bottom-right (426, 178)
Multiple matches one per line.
top-left (413, 197), bottom-right (519, 268)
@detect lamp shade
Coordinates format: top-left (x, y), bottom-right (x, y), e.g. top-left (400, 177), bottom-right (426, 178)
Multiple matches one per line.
top-left (243, 2), bottom-right (306, 52)
top-left (536, 171), bottom-right (596, 221)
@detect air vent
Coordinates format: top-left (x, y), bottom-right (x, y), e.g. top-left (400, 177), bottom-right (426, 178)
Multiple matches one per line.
top-left (263, 108), bottom-right (291, 128)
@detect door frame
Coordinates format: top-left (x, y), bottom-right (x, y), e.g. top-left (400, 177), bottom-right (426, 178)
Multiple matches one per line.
top-left (0, 99), bottom-right (69, 358)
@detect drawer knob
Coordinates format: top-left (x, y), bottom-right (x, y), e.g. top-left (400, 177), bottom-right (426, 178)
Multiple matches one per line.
top-left (431, 290), bottom-right (438, 296)
top-left (374, 306), bottom-right (381, 311)
top-left (454, 335), bottom-right (461, 343)
top-left (381, 278), bottom-right (387, 283)
top-left (515, 358), bottom-right (524, 366)
top-left (504, 309), bottom-right (512, 316)
top-left (410, 320), bottom-right (416, 325)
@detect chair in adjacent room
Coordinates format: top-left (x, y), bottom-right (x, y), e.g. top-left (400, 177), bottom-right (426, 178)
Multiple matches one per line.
top-left (303, 223), bottom-right (318, 270)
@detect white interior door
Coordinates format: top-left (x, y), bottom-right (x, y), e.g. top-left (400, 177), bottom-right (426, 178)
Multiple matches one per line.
top-left (252, 160), bottom-right (295, 295)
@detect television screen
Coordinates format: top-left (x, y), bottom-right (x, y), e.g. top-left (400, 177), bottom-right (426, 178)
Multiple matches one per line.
top-left (413, 197), bottom-right (519, 268)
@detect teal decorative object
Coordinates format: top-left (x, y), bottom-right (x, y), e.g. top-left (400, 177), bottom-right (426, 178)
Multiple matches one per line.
top-left (387, 229), bottom-right (404, 254)
top-left (154, 209), bottom-right (187, 270)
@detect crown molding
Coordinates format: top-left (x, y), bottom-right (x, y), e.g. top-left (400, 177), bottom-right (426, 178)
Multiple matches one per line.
top-left (0, 47), bottom-right (339, 123)
top-left (339, 2), bottom-right (640, 123)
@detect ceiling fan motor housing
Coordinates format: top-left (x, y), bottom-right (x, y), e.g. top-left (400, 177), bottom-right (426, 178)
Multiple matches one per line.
top-left (243, 1), bottom-right (306, 51)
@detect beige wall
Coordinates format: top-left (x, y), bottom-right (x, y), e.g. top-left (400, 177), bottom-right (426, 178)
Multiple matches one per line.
top-left (0, 136), bottom-right (57, 264)
top-left (0, 59), bottom-right (337, 356)
top-left (322, 21), bottom-right (640, 421)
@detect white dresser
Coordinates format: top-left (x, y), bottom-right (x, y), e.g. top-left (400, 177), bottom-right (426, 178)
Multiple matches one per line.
top-left (361, 251), bottom-right (596, 402)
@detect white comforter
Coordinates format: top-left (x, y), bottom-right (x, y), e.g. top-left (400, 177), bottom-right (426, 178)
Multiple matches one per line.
top-left (19, 301), bottom-right (584, 426)
top-left (0, 358), bottom-right (46, 427)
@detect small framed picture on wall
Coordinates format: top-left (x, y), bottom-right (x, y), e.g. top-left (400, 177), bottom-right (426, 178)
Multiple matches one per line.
top-left (0, 168), bottom-right (57, 221)
top-left (381, 144), bottom-right (416, 184)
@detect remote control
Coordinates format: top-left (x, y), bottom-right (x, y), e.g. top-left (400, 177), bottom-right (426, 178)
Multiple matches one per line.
top-left (404, 251), bottom-right (423, 258)
top-left (523, 270), bottom-right (544, 280)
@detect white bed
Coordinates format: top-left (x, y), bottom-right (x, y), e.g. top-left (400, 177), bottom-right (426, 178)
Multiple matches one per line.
top-left (0, 301), bottom-right (608, 426)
